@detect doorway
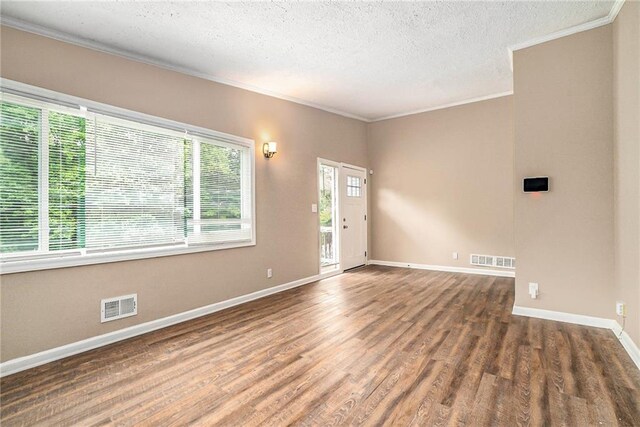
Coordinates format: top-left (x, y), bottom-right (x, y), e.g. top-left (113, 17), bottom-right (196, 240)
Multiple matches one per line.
top-left (317, 159), bottom-right (367, 274)
top-left (340, 165), bottom-right (367, 270)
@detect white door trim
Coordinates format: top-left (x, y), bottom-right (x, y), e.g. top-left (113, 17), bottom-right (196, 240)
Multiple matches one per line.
top-left (340, 163), bottom-right (367, 173)
top-left (316, 159), bottom-right (368, 275)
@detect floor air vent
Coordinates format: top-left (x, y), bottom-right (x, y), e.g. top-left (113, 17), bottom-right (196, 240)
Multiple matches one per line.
top-left (471, 254), bottom-right (515, 269)
top-left (101, 294), bottom-right (137, 323)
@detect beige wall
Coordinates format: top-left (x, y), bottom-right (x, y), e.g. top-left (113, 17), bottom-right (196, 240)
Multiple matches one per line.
top-left (613, 1), bottom-right (640, 345)
top-left (0, 26), bottom-right (368, 362)
top-left (1, 11), bottom-right (638, 364)
top-left (513, 25), bottom-right (615, 318)
top-left (367, 96), bottom-right (515, 270)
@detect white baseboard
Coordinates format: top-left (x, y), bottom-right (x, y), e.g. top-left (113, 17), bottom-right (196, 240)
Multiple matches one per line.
top-left (5, 269), bottom-right (637, 378)
top-left (368, 259), bottom-right (515, 278)
top-left (0, 269), bottom-right (341, 378)
top-left (511, 305), bottom-right (616, 329)
top-left (612, 321), bottom-right (640, 370)
top-left (513, 305), bottom-right (640, 370)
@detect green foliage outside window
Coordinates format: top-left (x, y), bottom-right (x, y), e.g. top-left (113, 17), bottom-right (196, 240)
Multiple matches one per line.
top-left (48, 111), bottom-right (86, 250)
top-left (0, 102), bottom-right (40, 253)
top-left (200, 142), bottom-right (241, 223)
top-left (319, 189), bottom-right (333, 227)
top-left (0, 101), bottom-right (245, 254)
top-left (319, 165), bottom-right (334, 227)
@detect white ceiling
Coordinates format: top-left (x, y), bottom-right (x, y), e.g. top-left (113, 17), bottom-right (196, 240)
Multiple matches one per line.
top-left (1, 1), bottom-right (616, 121)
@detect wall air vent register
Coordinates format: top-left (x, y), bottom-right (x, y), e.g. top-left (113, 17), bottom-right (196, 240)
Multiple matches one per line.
top-left (101, 294), bottom-right (137, 322)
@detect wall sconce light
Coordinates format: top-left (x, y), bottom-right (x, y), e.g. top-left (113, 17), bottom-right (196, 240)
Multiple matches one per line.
top-left (263, 141), bottom-right (278, 159)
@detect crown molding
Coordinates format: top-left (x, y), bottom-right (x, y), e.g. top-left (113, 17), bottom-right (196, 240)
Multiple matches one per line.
top-left (369, 91), bottom-right (514, 122)
top-left (508, 0), bottom-right (626, 70)
top-left (509, 15), bottom-right (612, 54)
top-left (375, 0), bottom-right (625, 120)
top-left (0, 16), bottom-right (371, 123)
top-left (1, 0), bottom-right (626, 124)
top-left (607, 0), bottom-right (627, 23)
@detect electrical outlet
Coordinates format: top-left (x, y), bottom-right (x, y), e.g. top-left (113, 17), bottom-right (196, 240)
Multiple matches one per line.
top-left (452, 252), bottom-right (458, 260)
top-left (311, 204), bottom-right (318, 213)
top-left (616, 302), bottom-right (626, 317)
top-left (267, 268), bottom-right (273, 279)
top-left (528, 282), bottom-right (539, 299)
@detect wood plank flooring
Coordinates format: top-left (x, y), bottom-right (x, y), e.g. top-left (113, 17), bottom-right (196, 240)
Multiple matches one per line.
top-left (2, 266), bottom-right (640, 426)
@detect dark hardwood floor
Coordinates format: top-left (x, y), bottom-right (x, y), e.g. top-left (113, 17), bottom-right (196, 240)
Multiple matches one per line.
top-left (2, 266), bottom-right (640, 426)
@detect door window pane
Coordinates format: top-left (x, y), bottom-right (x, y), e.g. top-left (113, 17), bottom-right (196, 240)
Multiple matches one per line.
top-left (347, 175), bottom-right (361, 197)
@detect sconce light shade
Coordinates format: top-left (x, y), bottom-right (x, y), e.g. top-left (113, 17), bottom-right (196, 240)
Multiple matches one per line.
top-left (263, 141), bottom-right (277, 158)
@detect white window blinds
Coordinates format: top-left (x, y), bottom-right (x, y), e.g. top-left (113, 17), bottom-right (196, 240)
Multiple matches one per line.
top-left (0, 86), bottom-right (255, 269)
top-left (85, 115), bottom-right (187, 250)
top-left (0, 101), bottom-right (40, 253)
top-left (48, 108), bottom-right (89, 252)
top-left (186, 140), bottom-right (253, 245)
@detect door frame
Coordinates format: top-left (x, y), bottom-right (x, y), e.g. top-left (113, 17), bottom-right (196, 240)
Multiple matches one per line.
top-left (317, 158), bottom-right (368, 276)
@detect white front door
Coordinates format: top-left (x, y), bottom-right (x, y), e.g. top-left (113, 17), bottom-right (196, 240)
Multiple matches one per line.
top-left (340, 166), bottom-right (367, 270)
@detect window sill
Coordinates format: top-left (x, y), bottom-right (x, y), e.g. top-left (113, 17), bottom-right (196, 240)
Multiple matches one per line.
top-left (0, 240), bottom-right (256, 275)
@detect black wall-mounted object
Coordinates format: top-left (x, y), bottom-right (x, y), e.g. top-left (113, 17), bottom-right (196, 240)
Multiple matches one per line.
top-left (523, 177), bottom-right (549, 193)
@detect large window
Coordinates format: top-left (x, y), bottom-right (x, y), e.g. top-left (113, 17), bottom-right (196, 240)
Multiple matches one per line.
top-left (0, 85), bottom-right (254, 273)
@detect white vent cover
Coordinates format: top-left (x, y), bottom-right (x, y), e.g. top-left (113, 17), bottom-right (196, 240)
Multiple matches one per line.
top-left (101, 294), bottom-right (137, 323)
top-left (470, 254), bottom-right (515, 269)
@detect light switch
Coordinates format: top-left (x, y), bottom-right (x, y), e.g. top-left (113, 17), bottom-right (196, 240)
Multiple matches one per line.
top-left (311, 204), bottom-right (318, 213)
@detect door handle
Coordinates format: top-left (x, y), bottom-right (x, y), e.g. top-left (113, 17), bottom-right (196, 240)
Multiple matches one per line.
top-left (343, 225), bottom-right (348, 229)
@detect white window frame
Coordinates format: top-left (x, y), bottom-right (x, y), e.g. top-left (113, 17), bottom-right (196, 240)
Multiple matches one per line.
top-left (317, 158), bottom-right (341, 274)
top-left (0, 79), bottom-right (256, 274)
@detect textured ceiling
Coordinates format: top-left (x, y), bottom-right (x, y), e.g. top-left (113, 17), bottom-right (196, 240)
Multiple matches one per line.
top-left (1, 1), bottom-right (615, 121)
